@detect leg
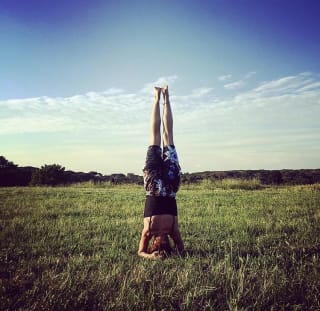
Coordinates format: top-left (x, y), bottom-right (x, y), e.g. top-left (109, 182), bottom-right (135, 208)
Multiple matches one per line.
top-left (162, 85), bottom-right (174, 146)
top-left (161, 86), bottom-right (181, 196)
top-left (143, 87), bottom-right (164, 194)
top-left (150, 87), bottom-right (162, 146)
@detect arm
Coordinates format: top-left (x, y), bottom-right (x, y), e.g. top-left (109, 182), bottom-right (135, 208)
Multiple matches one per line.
top-left (138, 229), bottom-right (161, 260)
top-left (170, 227), bottom-right (184, 254)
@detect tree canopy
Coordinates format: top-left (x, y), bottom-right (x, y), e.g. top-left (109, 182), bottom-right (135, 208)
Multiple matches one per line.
top-left (30, 164), bottom-right (66, 186)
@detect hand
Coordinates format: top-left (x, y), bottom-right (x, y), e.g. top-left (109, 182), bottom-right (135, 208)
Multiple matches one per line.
top-left (149, 251), bottom-right (164, 260)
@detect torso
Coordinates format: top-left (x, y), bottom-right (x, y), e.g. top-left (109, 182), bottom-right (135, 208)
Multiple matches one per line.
top-left (143, 214), bottom-right (176, 235)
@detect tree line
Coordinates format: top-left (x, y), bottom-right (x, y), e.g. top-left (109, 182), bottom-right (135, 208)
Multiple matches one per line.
top-left (1, 155), bottom-right (320, 187)
top-left (0, 156), bottom-right (142, 186)
top-left (181, 169), bottom-right (320, 185)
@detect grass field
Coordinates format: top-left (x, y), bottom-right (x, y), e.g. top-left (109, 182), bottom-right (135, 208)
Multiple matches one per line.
top-left (0, 181), bottom-right (320, 310)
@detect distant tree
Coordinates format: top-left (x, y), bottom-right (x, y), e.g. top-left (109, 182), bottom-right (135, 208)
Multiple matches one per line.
top-left (270, 170), bottom-right (283, 184)
top-left (110, 173), bottom-right (126, 184)
top-left (0, 156), bottom-right (18, 169)
top-left (126, 173), bottom-right (143, 184)
top-left (30, 164), bottom-right (66, 186)
top-left (259, 170), bottom-right (283, 185)
top-left (0, 156), bottom-right (19, 186)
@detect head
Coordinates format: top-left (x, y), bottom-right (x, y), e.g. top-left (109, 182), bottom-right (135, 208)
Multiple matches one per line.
top-left (148, 234), bottom-right (172, 257)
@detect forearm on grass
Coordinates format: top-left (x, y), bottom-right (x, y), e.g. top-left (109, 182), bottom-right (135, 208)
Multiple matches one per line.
top-left (171, 230), bottom-right (184, 253)
top-left (138, 228), bottom-right (152, 258)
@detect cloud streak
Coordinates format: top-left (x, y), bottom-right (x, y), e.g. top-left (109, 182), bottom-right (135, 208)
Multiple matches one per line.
top-left (1, 72), bottom-right (319, 133)
top-left (1, 72), bottom-right (319, 136)
top-left (224, 71), bottom-right (256, 90)
top-left (218, 74), bottom-right (232, 81)
top-left (0, 90), bottom-right (149, 135)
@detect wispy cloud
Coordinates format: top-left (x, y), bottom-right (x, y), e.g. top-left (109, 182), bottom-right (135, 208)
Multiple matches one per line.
top-left (1, 73), bottom-right (319, 136)
top-left (0, 89), bottom-right (148, 135)
top-left (251, 73), bottom-right (316, 97)
top-left (224, 71), bottom-right (256, 90)
top-left (218, 74), bottom-right (232, 81)
top-left (190, 87), bottom-right (214, 97)
top-left (140, 75), bottom-right (179, 93)
top-left (224, 80), bottom-right (245, 90)
top-left (244, 71), bottom-right (256, 79)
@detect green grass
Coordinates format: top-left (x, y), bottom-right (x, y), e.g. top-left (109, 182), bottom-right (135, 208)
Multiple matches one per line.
top-left (0, 183), bottom-right (320, 310)
top-left (200, 178), bottom-right (264, 190)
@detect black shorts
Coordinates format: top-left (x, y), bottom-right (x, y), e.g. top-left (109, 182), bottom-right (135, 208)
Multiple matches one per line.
top-left (144, 196), bottom-right (177, 217)
top-left (143, 145), bottom-right (181, 198)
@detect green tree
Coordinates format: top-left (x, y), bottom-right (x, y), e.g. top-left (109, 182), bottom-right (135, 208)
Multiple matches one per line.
top-left (30, 164), bottom-right (66, 186)
top-left (0, 156), bottom-right (18, 169)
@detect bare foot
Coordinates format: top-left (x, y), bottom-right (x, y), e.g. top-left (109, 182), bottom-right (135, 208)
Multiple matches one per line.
top-left (154, 87), bottom-right (162, 102)
top-left (162, 85), bottom-right (169, 103)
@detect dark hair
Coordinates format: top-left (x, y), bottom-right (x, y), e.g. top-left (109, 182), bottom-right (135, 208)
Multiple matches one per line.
top-left (149, 235), bottom-right (172, 257)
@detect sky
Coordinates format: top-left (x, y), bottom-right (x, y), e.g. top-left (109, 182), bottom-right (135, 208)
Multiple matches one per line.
top-left (1, 0), bottom-right (320, 174)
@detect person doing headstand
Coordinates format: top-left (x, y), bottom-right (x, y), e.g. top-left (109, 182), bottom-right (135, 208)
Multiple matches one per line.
top-left (138, 85), bottom-right (184, 260)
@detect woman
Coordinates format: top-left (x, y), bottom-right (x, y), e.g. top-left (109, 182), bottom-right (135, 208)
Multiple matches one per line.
top-left (138, 85), bottom-right (184, 260)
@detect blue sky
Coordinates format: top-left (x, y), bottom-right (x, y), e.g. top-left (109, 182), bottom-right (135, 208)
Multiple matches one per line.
top-left (1, 0), bottom-right (320, 174)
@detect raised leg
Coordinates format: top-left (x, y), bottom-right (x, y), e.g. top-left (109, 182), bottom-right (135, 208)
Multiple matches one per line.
top-left (162, 85), bottom-right (174, 146)
top-left (150, 87), bottom-right (162, 146)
